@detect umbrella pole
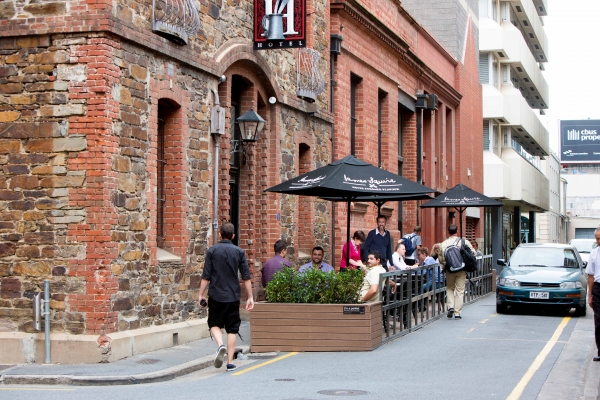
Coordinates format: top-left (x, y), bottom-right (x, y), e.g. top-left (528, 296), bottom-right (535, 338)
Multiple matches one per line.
top-left (457, 207), bottom-right (466, 238)
top-left (346, 201), bottom-right (351, 269)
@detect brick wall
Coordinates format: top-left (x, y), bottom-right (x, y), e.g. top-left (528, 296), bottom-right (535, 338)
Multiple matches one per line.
top-left (0, 0), bottom-right (482, 335)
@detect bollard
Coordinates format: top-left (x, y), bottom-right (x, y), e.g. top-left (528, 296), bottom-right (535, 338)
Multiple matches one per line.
top-left (44, 279), bottom-right (50, 364)
top-left (33, 292), bottom-right (42, 331)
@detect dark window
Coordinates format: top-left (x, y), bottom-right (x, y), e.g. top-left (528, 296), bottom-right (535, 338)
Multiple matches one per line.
top-left (350, 74), bottom-right (362, 155)
top-left (157, 117), bottom-right (166, 247)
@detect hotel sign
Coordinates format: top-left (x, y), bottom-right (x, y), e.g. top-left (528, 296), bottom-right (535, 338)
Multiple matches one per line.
top-left (254, 0), bottom-right (306, 50)
top-left (560, 120), bottom-right (600, 163)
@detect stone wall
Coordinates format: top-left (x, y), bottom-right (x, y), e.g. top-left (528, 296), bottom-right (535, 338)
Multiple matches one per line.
top-left (0, 0), bottom-right (334, 334)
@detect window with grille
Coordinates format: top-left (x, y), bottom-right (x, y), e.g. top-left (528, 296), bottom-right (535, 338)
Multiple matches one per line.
top-left (483, 121), bottom-right (490, 151)
top-left (479, 52), bottom-right (490, 84)
top-left (466, 217), bottom-right (477, 243)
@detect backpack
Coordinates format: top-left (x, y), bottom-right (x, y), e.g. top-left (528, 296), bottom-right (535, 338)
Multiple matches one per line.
top-left (444, 238), bottom-right (464, 273)
top-left (401, 233), bottom-right (417, 257)
top-left (444, 238), bottom-right (478, 273)
top-left (460, 239), bottom-right (478, 273)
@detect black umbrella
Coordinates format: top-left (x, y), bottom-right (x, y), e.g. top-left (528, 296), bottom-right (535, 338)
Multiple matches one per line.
top-left (266, 155), bottom-right (435, 267)
top-left (320, 193), bottom-right (434, 214)
top-left (420, 184), bottom-right (503, 237)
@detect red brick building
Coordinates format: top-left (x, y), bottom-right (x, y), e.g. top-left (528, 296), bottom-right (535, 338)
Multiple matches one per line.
top-left (330, 0), bottom-right (483, 256)
top-left (0, 0), bottom-right (481, 360)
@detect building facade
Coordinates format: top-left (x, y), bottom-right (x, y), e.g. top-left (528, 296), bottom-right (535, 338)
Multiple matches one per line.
top-left (562, 164), bottom-right (600, 240)
top-left (536, 152), bottom-right (567, 243)
top-left (478, 0), bottom-right (549, 262)
top-left (0, 0), bottom-right (482, 361)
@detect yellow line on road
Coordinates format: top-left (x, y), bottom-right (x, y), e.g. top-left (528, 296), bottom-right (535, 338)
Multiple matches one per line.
top-left (232, 352), bottom-right (298, 376)
top-left (506, 315), bottom-right (571, 400)
top-left (479, 319), bottom-right (489, 324)
top-left (467, 328), bottom-right (475, 333)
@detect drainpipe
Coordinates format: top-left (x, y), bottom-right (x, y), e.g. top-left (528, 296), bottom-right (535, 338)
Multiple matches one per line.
top-left (416, 108), bottom-right (423, 226)
top-left (330, 34), bottom-right (342, 264)
top-left (211, 88), bottom-right (225, 245)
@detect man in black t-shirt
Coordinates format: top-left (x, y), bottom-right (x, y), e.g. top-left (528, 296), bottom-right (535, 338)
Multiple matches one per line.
top-left (199, 222), bottom-right (254, 372)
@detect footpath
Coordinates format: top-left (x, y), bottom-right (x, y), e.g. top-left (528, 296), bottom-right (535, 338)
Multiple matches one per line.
top-left (0, 323), bottom-right (251, 386)
top-left (0, 306), bottom-right (598, 400)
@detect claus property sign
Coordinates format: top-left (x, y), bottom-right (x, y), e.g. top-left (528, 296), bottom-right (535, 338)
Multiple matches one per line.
top-left (560, 120), bottom-right (600, 163)
top-left (254, 0), bottom-right (306, 50)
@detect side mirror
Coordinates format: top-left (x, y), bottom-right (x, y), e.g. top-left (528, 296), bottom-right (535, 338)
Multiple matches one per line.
top-left (497, 259), bottom-right (506, 266)
top-left (583, 261), bottom-right (588, 268)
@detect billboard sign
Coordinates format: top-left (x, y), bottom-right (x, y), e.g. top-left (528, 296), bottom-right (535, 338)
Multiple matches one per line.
top-left (560, 120), bottom-right (600, 163)
top-left (254, 0), bottom-right (306, 50)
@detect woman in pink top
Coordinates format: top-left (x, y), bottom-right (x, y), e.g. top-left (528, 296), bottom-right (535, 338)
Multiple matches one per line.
top-left (340, 230), bottom-right (366, 272)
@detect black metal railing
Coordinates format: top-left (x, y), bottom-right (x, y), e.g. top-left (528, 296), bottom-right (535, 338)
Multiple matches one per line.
top-left (378, 255), bottom-right (494, 342)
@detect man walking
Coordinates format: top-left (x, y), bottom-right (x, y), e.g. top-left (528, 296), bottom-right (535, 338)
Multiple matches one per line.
top-left (403, 226), bottom-right (422, 266)
top-left (586, 227), bottom-right (600, 362)
top-left (262, 239), bottom-right (291, 288)
top-left (438, 224), bottom-right (475, 320)
top-left (363, 215), bottom-right (393, 271)
top-left (199, 222), bottom-right (254, 372)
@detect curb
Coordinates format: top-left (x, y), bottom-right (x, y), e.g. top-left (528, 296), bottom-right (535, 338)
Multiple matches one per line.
top-left (0, 345), bottom-right (250, 386)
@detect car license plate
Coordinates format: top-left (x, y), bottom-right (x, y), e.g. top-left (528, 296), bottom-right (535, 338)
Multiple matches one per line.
top-left (530, 292), bottom-right (549, 299)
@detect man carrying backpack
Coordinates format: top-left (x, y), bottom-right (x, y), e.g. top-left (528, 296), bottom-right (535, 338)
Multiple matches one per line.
top-left (438, 224), bottom-right (476, 320)
top-left (401, 226), bottom-right (422, 266)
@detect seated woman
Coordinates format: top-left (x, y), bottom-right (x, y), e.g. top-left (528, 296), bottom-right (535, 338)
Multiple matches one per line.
top-left (340, 230), bottom-right (366, 272)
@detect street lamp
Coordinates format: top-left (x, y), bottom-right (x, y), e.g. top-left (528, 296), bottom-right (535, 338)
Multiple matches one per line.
top-left (235, 109), bottom-right (266, 164)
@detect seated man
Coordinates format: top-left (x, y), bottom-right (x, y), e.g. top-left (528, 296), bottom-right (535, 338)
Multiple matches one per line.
top-left (262, 239), bottom-right (292, 288)
top-left (360, 250), bottom-right (388, 302)
top-left (298, 246), bottom-right (334, 273)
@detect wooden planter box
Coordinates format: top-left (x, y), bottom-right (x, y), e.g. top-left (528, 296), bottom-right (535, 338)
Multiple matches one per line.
top-left (250, 302), bottom-right (382, 352)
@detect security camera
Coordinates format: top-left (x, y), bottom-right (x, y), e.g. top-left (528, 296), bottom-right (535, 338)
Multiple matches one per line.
top-left (218, 75), bottom-right (226, 82)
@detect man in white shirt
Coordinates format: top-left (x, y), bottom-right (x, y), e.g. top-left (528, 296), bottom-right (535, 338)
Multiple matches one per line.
top-left (391, 242), bottom-right (408, 271)
top-left (585, 227), bottom-right (600, 362)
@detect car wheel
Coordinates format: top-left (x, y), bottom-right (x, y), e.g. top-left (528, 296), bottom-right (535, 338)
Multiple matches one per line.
top-left (496, 302), bottom-right (508, 314)
top-left (574, 304), bottom-right (587, 317)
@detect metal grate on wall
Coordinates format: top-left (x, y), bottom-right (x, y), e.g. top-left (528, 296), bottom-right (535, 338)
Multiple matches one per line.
top-left (466, 217), bottom-right (477, 243)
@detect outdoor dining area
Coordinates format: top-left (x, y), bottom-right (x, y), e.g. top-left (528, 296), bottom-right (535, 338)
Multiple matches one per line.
top-left (249, 155), bottom-right (500, 352)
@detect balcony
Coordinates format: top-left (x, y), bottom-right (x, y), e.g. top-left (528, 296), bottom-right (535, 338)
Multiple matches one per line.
top-left (484, 149), bottom-right (550, 211)
top-left (509, 0), bottom-right (548, 63)
top-left (531, 0), bottom-right (548, 16)
top-left (482, 84), bottom-right (549, 157)
top-left (480, 18), bottom-right (549, 108)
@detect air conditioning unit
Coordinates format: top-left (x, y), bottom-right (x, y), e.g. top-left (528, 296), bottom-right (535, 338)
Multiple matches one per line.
top-left (426, 94), bottom-right (438, 110)
top-left (415, 94), bottom-right (428, 109)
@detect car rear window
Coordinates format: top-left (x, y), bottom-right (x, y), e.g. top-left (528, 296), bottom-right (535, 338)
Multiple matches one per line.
top-left (510, 247), bottom-right (579, 268)
top-left (569, 240), bottom-right (596, 253)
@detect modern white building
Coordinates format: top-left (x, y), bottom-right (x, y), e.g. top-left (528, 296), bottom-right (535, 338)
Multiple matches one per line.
top-left (478, 0), bottom-right (550, 262)
top-left (536, 153), bottom-right (567, 243)
top-left (561, 164), bottom-right (600, 240)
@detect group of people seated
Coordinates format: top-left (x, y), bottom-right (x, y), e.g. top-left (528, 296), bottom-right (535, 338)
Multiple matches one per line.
top-left (261, 215), bottom-right (483, 305)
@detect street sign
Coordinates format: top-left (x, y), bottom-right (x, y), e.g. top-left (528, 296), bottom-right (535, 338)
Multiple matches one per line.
top-left (254, 0), bottom-right (306, 50)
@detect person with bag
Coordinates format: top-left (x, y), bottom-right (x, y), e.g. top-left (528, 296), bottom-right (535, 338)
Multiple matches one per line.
top-left (401, 226), bottom-right (422, 266)
top-left (438, 224), bottom-right (476, 320)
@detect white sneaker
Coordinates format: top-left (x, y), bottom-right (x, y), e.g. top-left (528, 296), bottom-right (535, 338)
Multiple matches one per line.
top-left (214, 345), bottom-right (226, 369)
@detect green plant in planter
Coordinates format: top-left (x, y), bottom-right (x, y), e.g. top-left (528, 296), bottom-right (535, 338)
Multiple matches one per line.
top-left (265, 268), bottom-right (363, 304)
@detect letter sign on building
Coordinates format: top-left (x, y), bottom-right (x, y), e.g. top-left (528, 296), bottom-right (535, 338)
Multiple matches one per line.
top-left (254, 0), bottom-right (306, 50)
top-left (560, 120), bottom-right (600, 163)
